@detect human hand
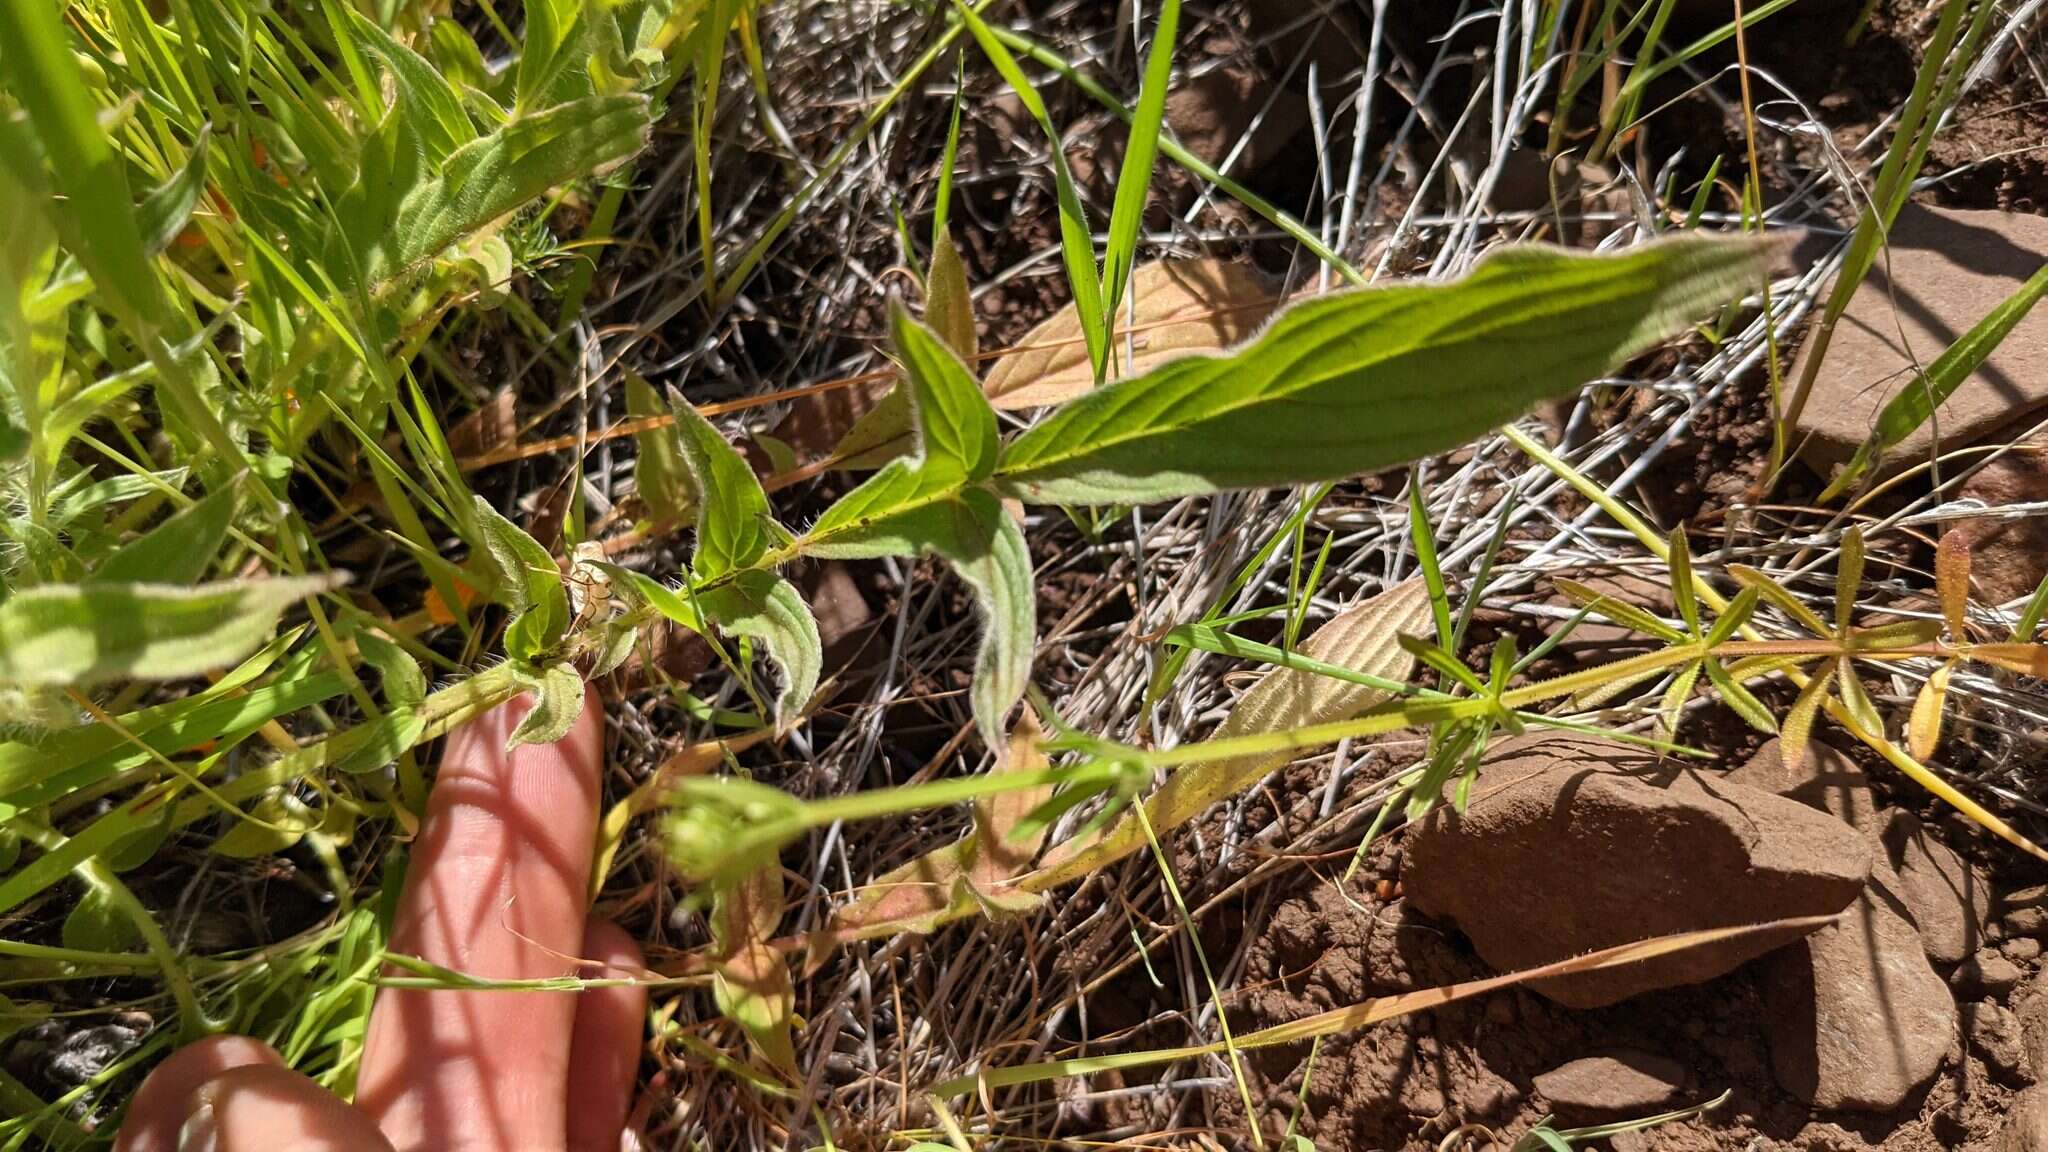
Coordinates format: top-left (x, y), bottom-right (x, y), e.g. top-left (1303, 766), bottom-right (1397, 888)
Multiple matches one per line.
top-left (113, 689), bottom-right (645, 1152)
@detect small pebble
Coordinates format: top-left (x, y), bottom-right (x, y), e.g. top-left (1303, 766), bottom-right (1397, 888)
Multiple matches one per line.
top-left (2010, 908), bottom-right (2048, 939)
top-left (2009, 938), bottom-right (2046, 962)
top-left (1959, 952), bottom-right (2027, 997)
top-left (1968, 1000), bottom-right (2028, 1081)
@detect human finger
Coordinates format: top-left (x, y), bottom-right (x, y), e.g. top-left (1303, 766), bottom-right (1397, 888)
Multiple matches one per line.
top-left (356, 686), bottom-right (605, 1152)
top-left (183, 1064), bottom-right (396, 1152)
top-left (566, 919), bottom-right (647, 1152)
top-left (114, 1035), bottom-right (284, 1152)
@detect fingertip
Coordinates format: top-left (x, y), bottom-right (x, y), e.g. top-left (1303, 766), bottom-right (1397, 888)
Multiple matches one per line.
top-left (115, 1036), bottom-right (283, 1152)
top-left (567, 919), bottom-right (647, 1152)
top-left (196, 1065), bottom-right (396, 1152)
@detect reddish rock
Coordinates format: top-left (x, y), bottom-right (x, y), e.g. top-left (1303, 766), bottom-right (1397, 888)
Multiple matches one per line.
top-left (1762, 860), bottom-right (1957, 1111)
top-left (1726, 737), bottom-right (1880, 832)
top-left (1791, 203), bottom-right (2048, 482)
top-left (2005, 1085), bottom-right (2048, 1151)
top-left (1944, 434), bottom-right (2048, 607)
top-left (1883, 810), bottom-right (1993, 965)
top-left (1532, 1051), bottom-right (1686, 1120)
top-left (1403, 732), bottom-right (1872, 1008)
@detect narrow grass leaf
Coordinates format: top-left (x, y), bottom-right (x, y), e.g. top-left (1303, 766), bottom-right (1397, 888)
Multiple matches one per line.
top-left (952, 0), bottom-right (1106, 379)
top-left (931, 916), bottom-right (1837, 1095)
top-left (0, 575), bottom-right (343, 686)
top-left (995, 236), bottom-right (1771, 504)
top-left (1101, 0), bottom-right (1180, 330)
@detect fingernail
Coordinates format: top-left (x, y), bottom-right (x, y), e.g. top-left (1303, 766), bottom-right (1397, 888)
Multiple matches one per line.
top-left (177, 1100), bottom-right (218, 1152)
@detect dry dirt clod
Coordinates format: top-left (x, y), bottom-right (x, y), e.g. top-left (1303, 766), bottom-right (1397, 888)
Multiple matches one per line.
top-left (1531, 1051), bottom-right (1687, 1121)
top-left (1968, 1000), bottom-right (2031, 1082)
top-left (1959, 951), bottom-right (2028, 998)
top-left (1402, 731), bottom-right (1872, 1008)
top-left (1760, 860), bottom-right (1957, 1111)
top-left (2004, 1085), bottom-right (2048, 1151)
top-left (1790, 203), bottom-right (2048, 482)
top-left (1727, 737), bottom-right (1881, 832)
top-left (1883, 809), bottom-right (1994, 965)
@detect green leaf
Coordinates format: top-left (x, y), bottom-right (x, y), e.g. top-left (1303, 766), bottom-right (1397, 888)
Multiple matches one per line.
top-left (700, 571), bottom-right (820, 735)
top-left (803, 307), bottom-right (1026, 739)
top-left (627, 376), bottom-right (695, 523)
top-left (1553, 578), bottom-right (1688, 643)
top-left (994, 236), bottom-right (1772, 504)
top-left (340, 4), bottom-right (478, 163)
top-left (471, 496), bottom-right (569, 660)
top-left (953, 0), bottom-right (1106, 380)
top-left (1668, 528), bottom-right (1701, 634)
top-left (509, 663), bottom-right (586, 748)
top-left (0, 0), bottom-right (163, 331)
top-left (1101, 0), bottom-right (1179, 331)
top-left (210, 791), bottom-right (315, 858)
top-left (137, 128), bottom-right (212, 257)
top-left (63, 886), bottom-right (140, 953)
top-left (1704, 659), bottom-right (1777, 734)
top-left (358, 629), bottom-right (426, 711)
top-left (0, 574), bottom-right (343, 686)
top-left (672, 396), bottom-right (775, 578)
top-left (600, 564), bottom-right (706, 634)
top-left (380, 93), bottom-right (650, 285)
top-left (91, 484), bottom-right (238, 586)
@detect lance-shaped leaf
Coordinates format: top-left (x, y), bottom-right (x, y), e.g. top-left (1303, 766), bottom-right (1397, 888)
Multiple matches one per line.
top-left (92, 484), bottom-right (238, 586)
top-left (1028, 579), bottom-right (1432, 889)
top-left (834, 230), bottom-right (981, 467)
top-left (627, 376), bottom-right (695, 523)
top-left (829, 713), bottom-right (1052, 940)
top-left (0, 574), bottom-right (344, 686)
top-left (993, 236), bottom-right (1772, 505)
top-left (1821, 262), bottom-right (2048, 501)
top-left (671, 401), bottom-right (817, 732)
top-left (805, 304), bottom-right (1031, 741)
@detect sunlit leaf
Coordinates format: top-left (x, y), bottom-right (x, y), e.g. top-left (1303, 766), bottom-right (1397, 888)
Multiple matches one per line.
top-left (508, 662), bottom-right (585, 748)
top-left (0, 574), bottom-right (343, 686)
top-left (1936, 532), bottom-right (1971, 641)
top-left (1908, 661), bottom-right (1951, 760)
top-left (994, 236), bottom-right (1771, 504)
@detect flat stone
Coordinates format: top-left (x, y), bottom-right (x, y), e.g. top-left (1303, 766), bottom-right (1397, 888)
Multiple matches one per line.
top-left (2007, 1085), bottom-right (2048, 1151)
top-left (1404, 731), bottom-right (1872, 1008)
top-left (1532, 1051), bottom-right (1686, 1120)
top-left (1548, 570), bottom-right (1678, 667)
top-left (1958, 952), bottom-right (2027, 998)
top-left (1791, 203), bottom-right (2048, 482)
top-left (1968, 1000), bottom-right (2029, 1081)
top-left (1883, 810), bottom-right (1993, 964)
top-left (1726, 737), bottom-right (1881, 832)
top-left (2013, 908), bottom-right (2048, 939)
top-left (1761, 860), bottom-right (1957, 1111)
top-left (2008, 938), bottom-right (2044, 962)
top-left (1944, 433), bottom-right (2048, 607)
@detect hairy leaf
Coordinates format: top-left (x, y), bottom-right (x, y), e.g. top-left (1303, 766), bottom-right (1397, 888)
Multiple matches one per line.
top-left (986, 259), bottom-right (1274, 409)
top-left (1029, 579), bottom-right (1432, 888)
top-left (1909, 661), bottom-right (1952, 760)
top-left (381, 94), bottom-right (651, 284)
top-left (0, 574), bottom-right (343, 686)
top-left (673, 395), bottom-right (777, 577)
top-left (700, 571), bottom-right (820, 735)
top-left (806, 306), bottom-right (1027, 738)
top-left (509, 663), bottom-right (586, 748)
top-left (995, 237), bottom-right (1771, 504)
top-left (833, 232), bottom-right (982, 467)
